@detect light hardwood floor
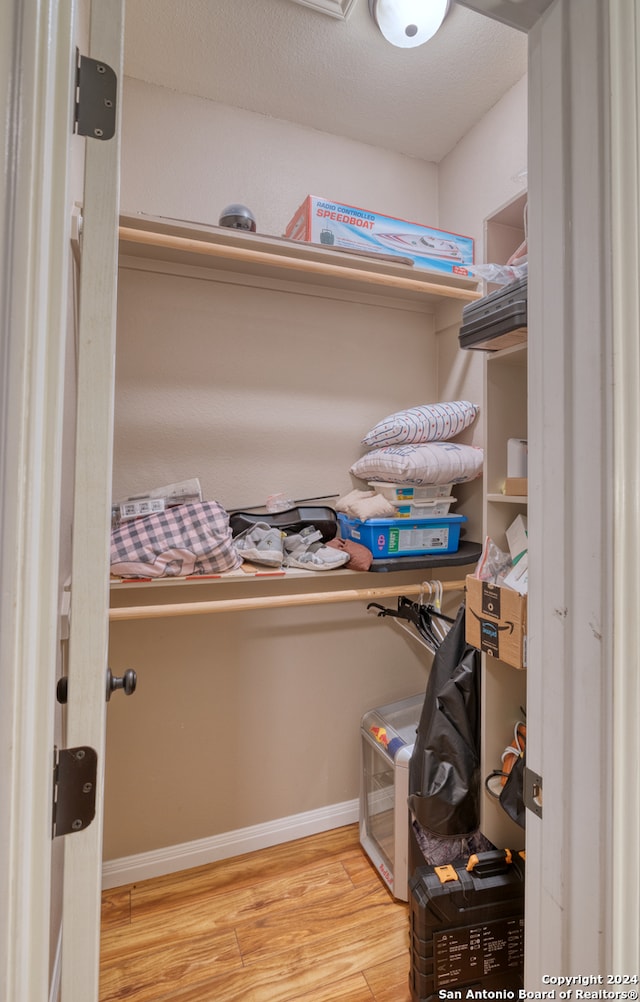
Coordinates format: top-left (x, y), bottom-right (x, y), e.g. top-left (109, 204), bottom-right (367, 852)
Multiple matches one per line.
top-left (100, 824), bottom-right (412, 1002)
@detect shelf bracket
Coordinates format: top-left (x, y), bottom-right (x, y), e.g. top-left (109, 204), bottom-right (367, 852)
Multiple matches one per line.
top-left (523, 766), bottom-right (543, 819)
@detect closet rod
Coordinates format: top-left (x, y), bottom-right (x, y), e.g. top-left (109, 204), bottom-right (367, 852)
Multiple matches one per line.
top-left (118, 227), bottom-right (479, 303)
top-left (109, 578), bottom-right (467, 622)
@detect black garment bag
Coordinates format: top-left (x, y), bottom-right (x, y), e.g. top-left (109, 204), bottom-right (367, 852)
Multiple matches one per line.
top-left (408, 603), bottom-right (482, 839)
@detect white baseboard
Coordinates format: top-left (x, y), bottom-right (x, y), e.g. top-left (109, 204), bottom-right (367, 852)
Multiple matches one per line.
top-left (102, 798), bottom-right (359, 889)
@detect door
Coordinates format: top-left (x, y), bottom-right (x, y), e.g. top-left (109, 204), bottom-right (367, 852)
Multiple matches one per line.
top-left (0, 0), bottom-right (123, 999)
top-left (61, 0), bottom-right (124, 999)
top-left (456, 0), bottom-right (639, 979)
top-left (526, 0), bottom-right (640, 979)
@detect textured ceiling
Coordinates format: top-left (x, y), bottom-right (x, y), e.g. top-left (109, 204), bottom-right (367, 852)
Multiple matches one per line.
top-left (123, 0), bottom-right (528, 163)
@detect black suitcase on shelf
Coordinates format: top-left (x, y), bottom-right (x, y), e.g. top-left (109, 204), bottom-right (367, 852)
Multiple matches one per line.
top-left (458, 278), bottom-right (527, 351)
top-left (408, 849), bottom-right (525, 1002)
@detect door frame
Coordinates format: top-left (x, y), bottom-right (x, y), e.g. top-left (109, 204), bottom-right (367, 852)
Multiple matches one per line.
top-left (609, 0), bottom-right (640, 970)
top-left (527, 0), bottom-right (614, 975)
top-left (0, 0), bottom-right (78, 999)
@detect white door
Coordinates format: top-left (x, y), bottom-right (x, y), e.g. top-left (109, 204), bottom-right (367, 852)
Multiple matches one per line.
top-left (0, 0), bottom-right (123, 1000)
top-left (457, 0), bottom-right (639, 980)
top-left (60, 1), bottom-right (125, 1000)
top-left (433, 0), bottom-right (638, 979)
top-left (527, 0), bottom-right (640, 980)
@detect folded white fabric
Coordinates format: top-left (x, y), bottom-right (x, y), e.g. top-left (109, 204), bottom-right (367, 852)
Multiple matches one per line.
top-left (335, 489), bottom-right (396, 521)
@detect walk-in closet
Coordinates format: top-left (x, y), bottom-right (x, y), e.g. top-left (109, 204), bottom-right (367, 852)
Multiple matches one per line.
top-left (96, 0), bottom-right (633, 997)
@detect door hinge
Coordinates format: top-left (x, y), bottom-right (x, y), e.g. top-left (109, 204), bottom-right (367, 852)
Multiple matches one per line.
top-left (52, 746), bottom-right (98, 838)
top-left (75, 51), bottom-right (117, 140)
top-left (523, 766), bottom-right (543, 819)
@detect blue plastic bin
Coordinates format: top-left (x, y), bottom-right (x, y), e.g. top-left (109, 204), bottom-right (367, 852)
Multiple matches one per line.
top-left (337, 513), bottom-right (466, 557)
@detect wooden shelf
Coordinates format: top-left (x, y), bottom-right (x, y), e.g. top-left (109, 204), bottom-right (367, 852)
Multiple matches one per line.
top-left (109, 541), bottom-right (482, 592)
top-left (109, 564), bottom-right (353, 591)
top-left (108, 542), bottom-right (482, 621)
top-left (486, 341), bottom-right (528, 363)
top-left (118, 212), bottom-right (481, 309)
top-left (367, 539), bottom-right (482, 572)
top-left (487, 493), bottom-right (528, 504)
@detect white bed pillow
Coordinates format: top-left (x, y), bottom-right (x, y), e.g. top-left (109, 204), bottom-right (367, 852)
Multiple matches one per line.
top-left (362, 400), bottom-right (478, 448)
top-left (350, 442), bottom-right (484, 486)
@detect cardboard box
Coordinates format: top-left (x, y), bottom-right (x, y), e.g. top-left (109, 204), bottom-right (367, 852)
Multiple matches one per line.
top-left (504, 477), bottom-right (528, 496)
top-left (284, 196), bottom-right (474, 277)
top-left (465, 575), bottom-right (527, 669)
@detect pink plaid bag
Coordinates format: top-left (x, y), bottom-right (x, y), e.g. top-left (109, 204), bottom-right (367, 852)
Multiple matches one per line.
top-left (110, 502), bottom-right (242, 578)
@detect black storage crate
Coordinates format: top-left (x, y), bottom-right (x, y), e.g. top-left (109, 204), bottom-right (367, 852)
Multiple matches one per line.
top-left (458, 278), bottom-right (527, 351)
top-left (408, 850), bottom-right (525, 1001)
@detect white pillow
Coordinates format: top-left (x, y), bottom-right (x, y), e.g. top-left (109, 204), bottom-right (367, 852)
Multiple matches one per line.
top-left (350, 442), bottom-right (484, 486)
top-left (362, 400), bottom-right (478, 448)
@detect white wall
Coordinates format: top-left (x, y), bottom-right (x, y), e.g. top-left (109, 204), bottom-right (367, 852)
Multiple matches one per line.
top-left (439, 74), bottom-right (528, 251)
top-left (436, 74), bottom-right (528, 441)
top-left (112, 264), bottom-right (441, 508)
top-left (120, 77), bottom-right (440, 238)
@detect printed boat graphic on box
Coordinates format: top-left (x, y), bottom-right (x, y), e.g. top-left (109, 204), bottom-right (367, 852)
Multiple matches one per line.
top-left (375, 231), bottom-right (465, 262)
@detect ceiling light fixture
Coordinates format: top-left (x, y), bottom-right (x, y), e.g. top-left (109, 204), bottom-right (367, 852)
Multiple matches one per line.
top-left (368, 0), bottom-right (450, 48)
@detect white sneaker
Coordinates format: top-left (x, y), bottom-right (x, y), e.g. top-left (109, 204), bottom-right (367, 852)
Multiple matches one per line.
top-left (283, 526), bottom-right (349, 571)
top-left (234, 522), bottom-right (284, 567)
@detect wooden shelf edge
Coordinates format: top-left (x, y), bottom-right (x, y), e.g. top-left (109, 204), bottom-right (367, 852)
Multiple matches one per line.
top-left (487, 493), bottom-right (528, 504)
top-left (118, 213), bottom-right (481, 306)
top-left (110, 540), bottom-right (482, 592)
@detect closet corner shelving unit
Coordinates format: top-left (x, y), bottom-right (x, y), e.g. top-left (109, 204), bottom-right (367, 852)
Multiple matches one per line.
top-left (479, 192), bottom-right (528, 851)
top-left (112, 212), bottom-right (484, 619)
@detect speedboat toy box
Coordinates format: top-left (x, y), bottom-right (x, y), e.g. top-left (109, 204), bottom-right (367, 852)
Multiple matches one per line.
top-left (285, 196), bottom-right (474, 277)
